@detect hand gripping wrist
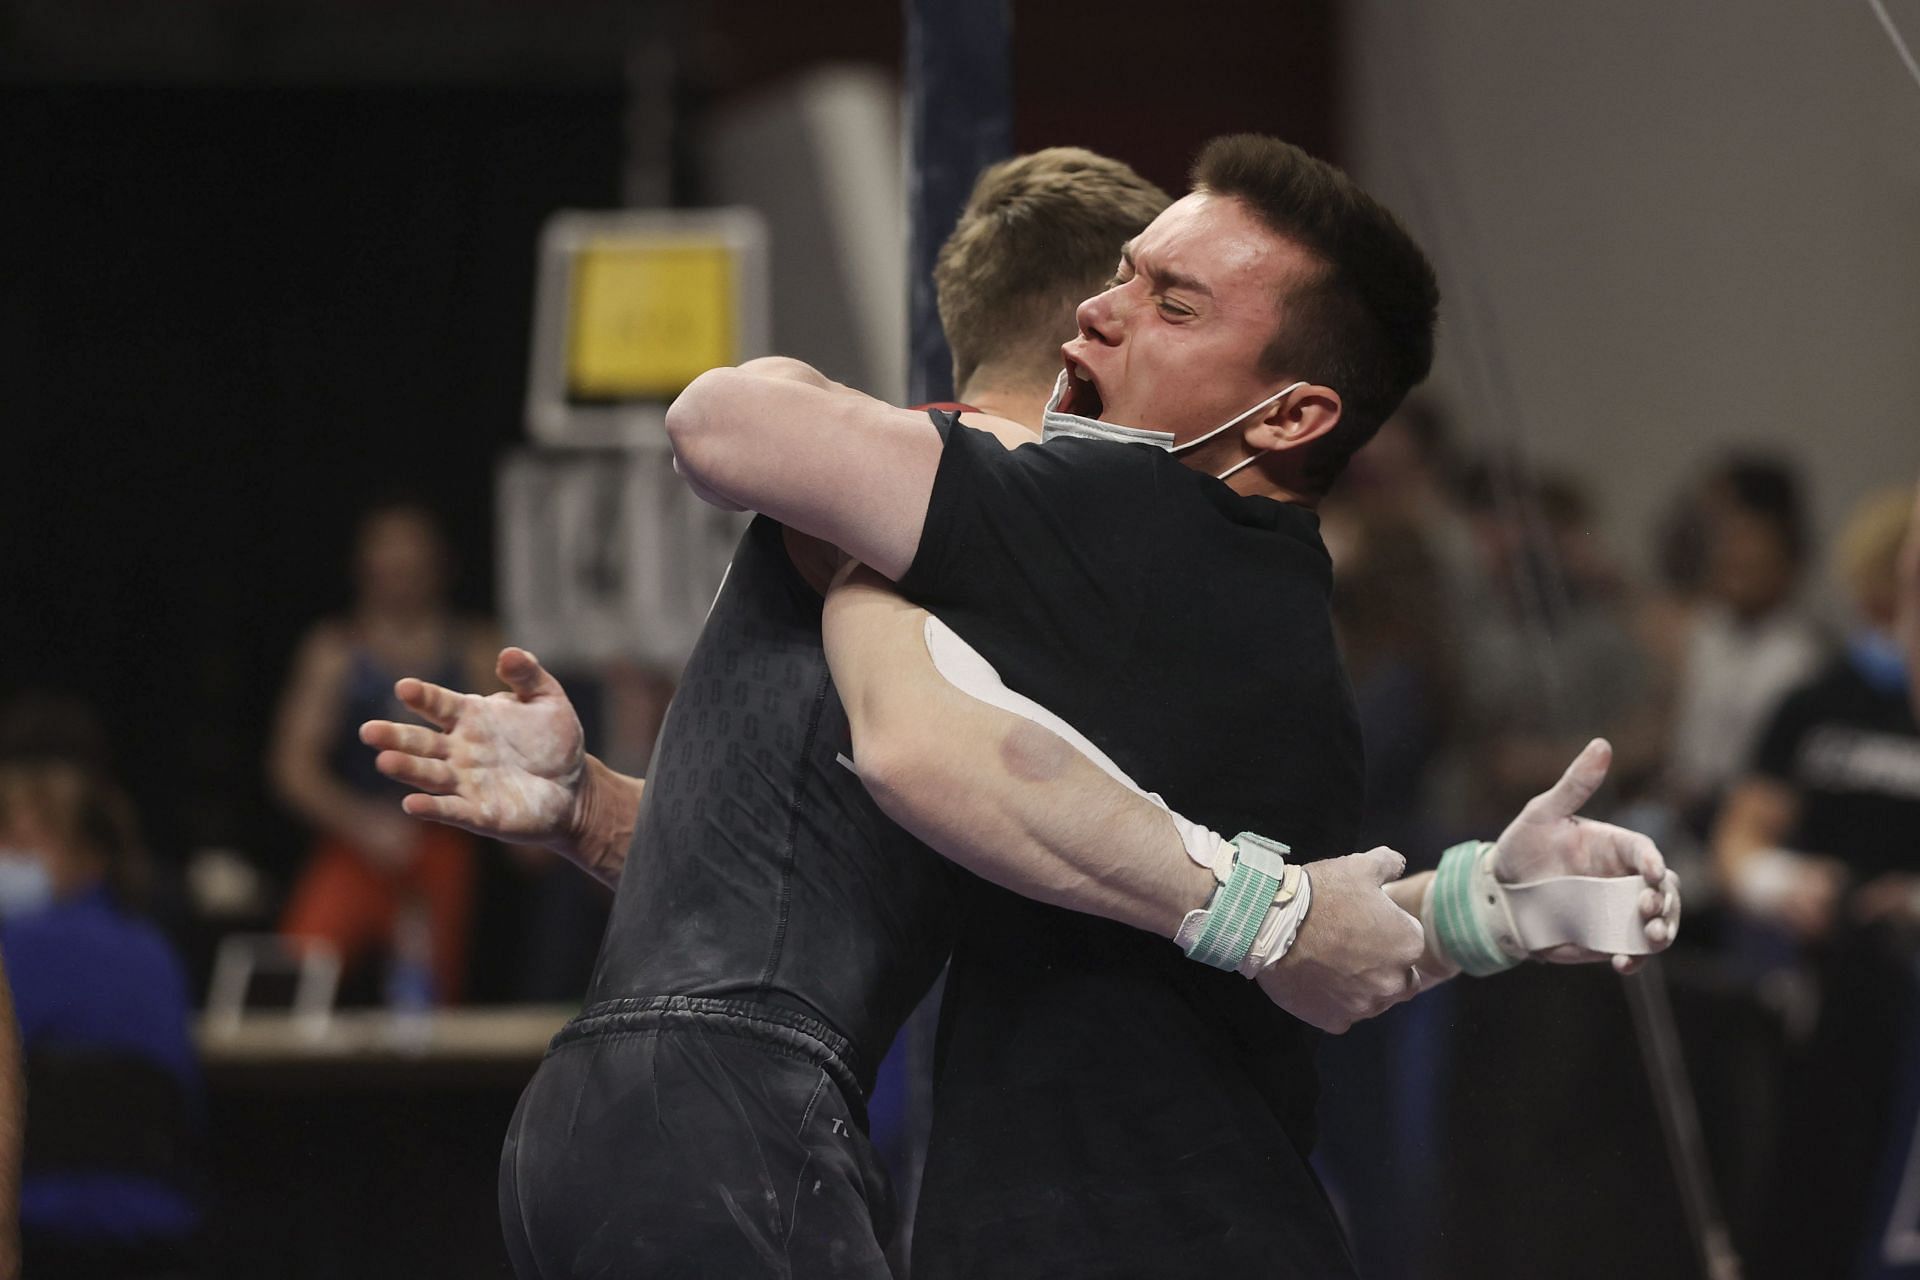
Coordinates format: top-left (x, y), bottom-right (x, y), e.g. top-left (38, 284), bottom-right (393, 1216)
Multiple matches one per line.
top-left (1175, 833), bottom-right (1311, 976)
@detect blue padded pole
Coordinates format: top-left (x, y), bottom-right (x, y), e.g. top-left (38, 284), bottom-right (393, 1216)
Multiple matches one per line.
top-left (904, 0), bottom-right (1013, 406)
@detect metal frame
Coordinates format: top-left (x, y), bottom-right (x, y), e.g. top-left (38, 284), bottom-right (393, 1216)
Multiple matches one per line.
top-left (525, 207), bottom-right (771, 449)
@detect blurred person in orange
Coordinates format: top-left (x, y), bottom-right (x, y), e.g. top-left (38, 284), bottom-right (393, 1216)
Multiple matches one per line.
top-left (270, 498), bottom-right (498, 1003)
top-left (0, 760), bottom-right (200, 1277)
top-left (1713, 487), bottom-right (1919, 1279)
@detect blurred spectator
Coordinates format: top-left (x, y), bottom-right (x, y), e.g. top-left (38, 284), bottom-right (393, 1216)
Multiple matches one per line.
top-left (1322, 505), bottom-right (1456, 861)
top-left (1314, 503), bottom-right (1458, 1280)
top-left (270, 499), bottom-right (498, 1004)
top-left (1451, 465), bottom-right (1658, 827)
top-left (1333, 399), bottom-right (1481, 612)
top-left (1712, 487), bottom-right (1920, 1280)
top-left (0, 693), bottom-right (113, 778)
top-left (1664, 458), bottom-right (1827, 838)
top-left (0, 760), bottom-right (201, 1278)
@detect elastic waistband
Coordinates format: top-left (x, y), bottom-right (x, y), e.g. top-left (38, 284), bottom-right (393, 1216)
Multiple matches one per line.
top-left (554, 994), bottom-right (870, 1114)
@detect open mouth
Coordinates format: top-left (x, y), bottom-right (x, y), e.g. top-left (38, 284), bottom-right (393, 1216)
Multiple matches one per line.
top-left (1059, 359), bottom-right (1105, 420)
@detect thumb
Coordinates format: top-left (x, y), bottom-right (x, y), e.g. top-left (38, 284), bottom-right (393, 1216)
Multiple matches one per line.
top-left (1527, 737), bottom-right (1611, 821)
top-left (497, 647), bottom-right (563, 701)
top-left (1359, 845), bottom-right (1408, 885)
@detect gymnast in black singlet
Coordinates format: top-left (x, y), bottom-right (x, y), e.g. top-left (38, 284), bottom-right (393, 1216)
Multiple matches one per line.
top-left (497, 517), bottom-right (957, 1279)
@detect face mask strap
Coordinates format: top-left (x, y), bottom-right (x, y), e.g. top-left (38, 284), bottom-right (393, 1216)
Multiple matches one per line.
top-left (1185, 381), bottom-right (1308, 480)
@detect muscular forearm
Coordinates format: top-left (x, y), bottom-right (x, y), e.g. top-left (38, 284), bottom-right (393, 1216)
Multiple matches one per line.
top-left (561, 756), bottom-right (646, 887)
top-left (826, 570), bottom-right (1215, 937)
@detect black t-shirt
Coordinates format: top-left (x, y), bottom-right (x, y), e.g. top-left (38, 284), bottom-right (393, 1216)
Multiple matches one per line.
top-left (587, 515), bottom-right (957, 1091)
top-left (900, 414), bottom-right (1364, 1278)
top-left (1753, 652), bottom-right (1920, 885)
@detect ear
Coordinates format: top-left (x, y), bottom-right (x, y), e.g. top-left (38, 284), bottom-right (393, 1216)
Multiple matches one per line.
top-left (1246, 383), bottom-right (1342, 455)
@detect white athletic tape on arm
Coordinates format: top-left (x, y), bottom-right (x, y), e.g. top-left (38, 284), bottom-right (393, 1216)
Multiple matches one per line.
top-left (920, 617), bottom-right (1316, 971)
top-left (921, 616), bottom-right (1230, 872)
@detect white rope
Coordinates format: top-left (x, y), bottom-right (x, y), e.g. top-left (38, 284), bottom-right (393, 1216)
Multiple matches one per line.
top-left (1869, 0), bottom-right (1920, 97)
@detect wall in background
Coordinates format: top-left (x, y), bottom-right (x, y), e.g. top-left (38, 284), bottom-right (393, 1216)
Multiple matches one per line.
top-left (1344, 0), bottom-right (1920, 598)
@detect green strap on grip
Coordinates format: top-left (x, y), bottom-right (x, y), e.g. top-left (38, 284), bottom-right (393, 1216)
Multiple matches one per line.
top-left (1432, 840), bottom-right (1521, 977)
top-left (1185, 833), bottom-right (1290, 971)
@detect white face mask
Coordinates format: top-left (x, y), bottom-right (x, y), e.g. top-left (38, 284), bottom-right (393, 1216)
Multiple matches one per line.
top-left (0, 851), bottom-right (54, 919)
top-left (1039, 369), bottom-right (1308, 481)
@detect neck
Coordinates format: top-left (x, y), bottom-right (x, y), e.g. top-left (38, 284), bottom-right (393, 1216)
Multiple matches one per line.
top-left (955, 376), bottom-right (1051, 432)
top-left (1229, 472), bottom-right (1319, 507)
top-left (1184, 439), bottom-right (1318, 507)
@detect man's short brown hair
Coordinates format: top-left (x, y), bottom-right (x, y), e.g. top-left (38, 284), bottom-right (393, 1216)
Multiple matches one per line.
top-left (935, 148), bottom-right (1170, 392)
top-left (1192, 135), bottom-right (1440, 493)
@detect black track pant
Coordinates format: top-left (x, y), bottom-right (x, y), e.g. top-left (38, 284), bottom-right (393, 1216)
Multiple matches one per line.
top-left (499, 998), bottom-right (898, 1280)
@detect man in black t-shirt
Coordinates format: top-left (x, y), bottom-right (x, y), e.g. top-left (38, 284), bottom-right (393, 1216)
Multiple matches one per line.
top-left (670, 135), bottom-right (1680, 1276)
top-left (362, 150), bottom-right (1184, 1278)
top-left (1715, 488), bottom-right (1920, 1279)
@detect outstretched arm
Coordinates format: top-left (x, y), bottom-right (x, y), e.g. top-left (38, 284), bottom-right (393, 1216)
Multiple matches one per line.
top-left (822, 565), bottom-right (1429, 1033)
top-left (1711, 774), bottom-right (1845, 941)
top-left (824, 569), bottom-right (1680, 1027)
top-left (360, 647), bottom-right (643, 886)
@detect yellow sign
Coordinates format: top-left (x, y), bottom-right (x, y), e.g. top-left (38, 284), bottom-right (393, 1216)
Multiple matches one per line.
top-left (566, 241), bottom-right (735, 399)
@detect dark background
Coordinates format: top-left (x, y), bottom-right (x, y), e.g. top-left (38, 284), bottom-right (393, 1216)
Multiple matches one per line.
top-left (0, 0), bottom-right (1339, 893)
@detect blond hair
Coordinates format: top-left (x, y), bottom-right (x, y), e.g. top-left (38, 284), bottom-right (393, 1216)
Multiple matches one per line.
top-left (1835, 488), bottom-right (1914, 623)
top-left (934, 148), bottom-right (1169, 393)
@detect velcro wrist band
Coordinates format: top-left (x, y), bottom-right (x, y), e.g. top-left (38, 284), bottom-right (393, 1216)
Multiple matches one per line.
top-left (1181, 832), bottom-right (1291, 971)
top-left (1238, 863), bottom-right (1311, 978)
top-left (1427, 840), bottom-right (1525, 977)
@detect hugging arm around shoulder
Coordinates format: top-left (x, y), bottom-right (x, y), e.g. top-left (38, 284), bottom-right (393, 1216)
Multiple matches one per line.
top-left (823, 564), bottom-right (1219, 940)
top-left (664, 366), bottom-right (945, 581)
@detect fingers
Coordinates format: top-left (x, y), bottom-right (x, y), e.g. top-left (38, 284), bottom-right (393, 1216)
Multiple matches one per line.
top-left (496, 647), bottom-right (564, 701)
top-left (400, 791), bottom-right (483, 832)
top-left (1627, 831), bottom-right (1667, 885)
top-left (394, 677), bottom-right (466, 730)
top-left (359, 720), bottom-right (447, 760)
top-left (1630, 869), bottom-right (1684, 951)
top-left (374, 750), bottom-right (457, 795)
top-left (1359, 845), bottom-right (1409, 885)
top-left (1523, 737), bottom-right (1612, 824)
